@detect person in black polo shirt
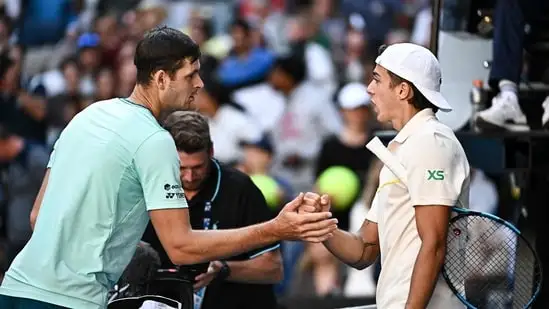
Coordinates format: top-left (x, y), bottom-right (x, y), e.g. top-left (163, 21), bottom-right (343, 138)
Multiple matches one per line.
top-left (142, 111), bottom-right (282, 309)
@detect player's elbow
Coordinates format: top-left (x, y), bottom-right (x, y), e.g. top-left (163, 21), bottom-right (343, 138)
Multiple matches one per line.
top-left (165, 245), bottom-right (208, 265)
top-left (30, 209), bottom-right (38, 231)
top-left (164, 235), bottom-right (209, 265)
top-left (421, 237), bottom-right (447, 260)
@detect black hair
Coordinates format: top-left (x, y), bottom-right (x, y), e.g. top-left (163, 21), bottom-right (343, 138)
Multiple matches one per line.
top-left (230, 18), bottom-right (251, 35)
top-left (378, 45), bottom-right (439, 113)
top-left (273, 51), bottom-right (307, 85)
top-left (134, 25), bottom-right (201, 85)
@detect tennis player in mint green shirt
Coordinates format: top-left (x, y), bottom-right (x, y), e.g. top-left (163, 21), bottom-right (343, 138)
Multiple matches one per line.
top-left (0, 26), bottom-right (338, 309)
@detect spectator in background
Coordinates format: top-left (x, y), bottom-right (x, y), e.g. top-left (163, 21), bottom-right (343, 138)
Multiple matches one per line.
top-left (316, 82), bottom-right (374, 232)
top-left (77, 32), bottom-right (102, 88)
top-left (0, 125), bottom-right (49, 269)
top-left (290, 84), bottom-right (375, 299)
top-left (217, 19), bottom-right (274, 89)
top-left (341, 0), bottom-right (403, 56)
top-left (194, 76), bottom-right (263, 166)
top-left (243, 0), bottom-right (289, 55)
top-left (475, 0), bottom-right (549, 131)
top-left (18, 0), bottom-right (79, 79)
top-left (27, 56), bottom-right (92, 98)
top-left (342, 19), bottom-right (368, 84)
top-left (286, 12), bottom-right (337, 97)
top-left (268, 52), bottom-right (343, 194)
top-left (116, 58), bottom-right (137, 98)
top-left (94, 67), bottom-right (117, 102)
top-left (94, 14), bottom-right (124, 70)
top-left (45, 94), bottom-right (84, 146)
top-left (239, 136), bottom-right (294, 204)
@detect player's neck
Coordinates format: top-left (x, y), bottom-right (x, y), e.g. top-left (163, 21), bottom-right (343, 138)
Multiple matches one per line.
top-left (392, 106), bottom-right (420, 131)
top-left (128, 86), bottom-right (161, 120)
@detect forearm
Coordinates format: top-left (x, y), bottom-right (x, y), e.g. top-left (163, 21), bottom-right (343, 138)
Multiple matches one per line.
top-left (323, 229), bottom-right (377, 270)
top-left (226, 253), bottom-right (283, 284)
top-left (406, 243), bottom-right (446, 309)
top-left (172, 221), bottom-right (279, 265)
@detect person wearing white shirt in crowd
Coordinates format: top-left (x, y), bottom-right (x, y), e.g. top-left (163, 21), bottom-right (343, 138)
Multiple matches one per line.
top-left (268, 52), bottom-right (343, 194)
top-left (194, 75), bottom-right (263, 166)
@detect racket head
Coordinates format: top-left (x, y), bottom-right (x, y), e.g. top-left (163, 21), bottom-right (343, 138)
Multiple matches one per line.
top-left (442, 210), bottom-right (542, 309)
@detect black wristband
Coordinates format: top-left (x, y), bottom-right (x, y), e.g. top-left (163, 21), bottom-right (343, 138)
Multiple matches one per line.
top-left (217, 260), bottom-right (231, 281)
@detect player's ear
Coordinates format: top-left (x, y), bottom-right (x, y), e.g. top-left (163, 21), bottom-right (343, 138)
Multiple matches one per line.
top-left (154, 70), bottom-right (167, 91)
top-left (397, 81), bottom-right (412, 100)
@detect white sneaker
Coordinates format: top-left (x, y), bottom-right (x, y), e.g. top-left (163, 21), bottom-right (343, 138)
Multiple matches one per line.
top-left (542, 96), bottom-right (549, 128)
top-left (475, 92), bottom-right (529, 131)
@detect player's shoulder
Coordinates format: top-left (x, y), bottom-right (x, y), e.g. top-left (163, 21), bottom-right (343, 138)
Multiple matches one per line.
top-left (409, 119), bottom-right (461, 149)
top-left (403, 119), bottom-right (467, 165)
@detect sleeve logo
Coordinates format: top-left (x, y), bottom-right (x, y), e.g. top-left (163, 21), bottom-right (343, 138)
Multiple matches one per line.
top-left (164, 183), bottom-right (185, 199)
top-left (427, 169), bottom-right (445, 180)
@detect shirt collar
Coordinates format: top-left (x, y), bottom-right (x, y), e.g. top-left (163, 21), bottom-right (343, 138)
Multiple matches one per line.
top-left (393, 108), bottom-right (436, 144)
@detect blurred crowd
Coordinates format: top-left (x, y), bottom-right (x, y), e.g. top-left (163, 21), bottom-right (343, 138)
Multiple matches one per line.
top-left (0, 0), bottom-right (500, 301)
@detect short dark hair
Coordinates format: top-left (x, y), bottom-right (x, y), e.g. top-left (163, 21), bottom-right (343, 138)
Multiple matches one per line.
top-left (273, 52), bottom-right (307, 85)
top-left (377, 45), bottom-right (439, 113)
top-left (163, 111), bottom-right (212, 153)
top-left (231, 18), bottom-right (251, 34)
top-left (134, 26), bottom-right (201, 85)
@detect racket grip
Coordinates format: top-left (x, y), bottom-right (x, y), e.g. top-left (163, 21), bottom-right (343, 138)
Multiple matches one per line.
top-left (365, 137), bottom-right (408, 184)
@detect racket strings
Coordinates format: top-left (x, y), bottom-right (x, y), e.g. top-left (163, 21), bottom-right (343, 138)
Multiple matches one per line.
top-left (444, 215), bottom-right (541, 308)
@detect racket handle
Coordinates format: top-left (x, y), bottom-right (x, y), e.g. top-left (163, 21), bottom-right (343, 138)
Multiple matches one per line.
top-left (366, 137), bottom-right (408, 185)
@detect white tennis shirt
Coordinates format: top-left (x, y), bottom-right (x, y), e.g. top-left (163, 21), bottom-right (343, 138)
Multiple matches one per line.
top-left (366, 109), bottom-right (469, 309)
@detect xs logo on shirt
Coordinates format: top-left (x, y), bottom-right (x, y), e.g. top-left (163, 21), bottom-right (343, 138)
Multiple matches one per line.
top-left (427, 169), bottom-right (445, 180)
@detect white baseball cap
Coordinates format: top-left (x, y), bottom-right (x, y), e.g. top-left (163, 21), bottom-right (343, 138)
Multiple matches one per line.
top-left (338, 82), bottom-right (371, 109)
top-left (375, 43), bottom-right (452, 112)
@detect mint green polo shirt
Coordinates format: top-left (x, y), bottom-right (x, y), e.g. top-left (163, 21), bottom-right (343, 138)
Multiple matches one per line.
top-left (0, 98), bottom-right (188, 308)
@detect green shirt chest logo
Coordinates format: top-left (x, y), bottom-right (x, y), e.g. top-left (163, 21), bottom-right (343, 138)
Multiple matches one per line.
top-left (427, 170), bottom-right (445, 180)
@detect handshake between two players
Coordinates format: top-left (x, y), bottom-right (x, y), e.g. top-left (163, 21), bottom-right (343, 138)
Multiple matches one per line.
top-left (269, 192), bottom-right (334, 243)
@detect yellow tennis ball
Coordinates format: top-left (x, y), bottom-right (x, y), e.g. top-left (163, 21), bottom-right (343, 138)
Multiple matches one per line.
top-left (250, 174), bottom-right (280, 209)
top-left (316, 166), bottom-right (360, 210)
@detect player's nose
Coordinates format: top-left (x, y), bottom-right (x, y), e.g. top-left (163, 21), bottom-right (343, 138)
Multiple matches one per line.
top-left (195, 75), bottom-right (204, 89)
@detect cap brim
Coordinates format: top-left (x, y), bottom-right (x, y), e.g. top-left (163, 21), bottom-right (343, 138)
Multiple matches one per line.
top-left (415, 85), bottom-right (452, 112)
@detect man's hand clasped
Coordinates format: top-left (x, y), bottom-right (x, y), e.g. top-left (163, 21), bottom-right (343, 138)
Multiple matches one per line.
top-left (271, 192), bottom-right (335, 243)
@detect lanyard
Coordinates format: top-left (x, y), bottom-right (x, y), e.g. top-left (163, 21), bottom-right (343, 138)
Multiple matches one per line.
top-left (203, 159), bottom-right (221, 230)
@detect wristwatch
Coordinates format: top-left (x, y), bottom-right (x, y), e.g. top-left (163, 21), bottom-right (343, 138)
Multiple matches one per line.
top-left (217, 260), bottom-right (231, 281)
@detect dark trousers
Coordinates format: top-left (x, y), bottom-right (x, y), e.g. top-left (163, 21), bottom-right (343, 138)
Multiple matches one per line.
top-left (489, 0), bottom-right (548, 88)
top-left (0, 295), bottom-right (68, 309)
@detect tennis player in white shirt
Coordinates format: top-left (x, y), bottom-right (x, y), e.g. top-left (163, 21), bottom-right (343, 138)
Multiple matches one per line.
top-left (303, 43), bottom-right (470, 309)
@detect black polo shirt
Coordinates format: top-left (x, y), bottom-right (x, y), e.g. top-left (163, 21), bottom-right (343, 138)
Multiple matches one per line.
top-left (142, 161), bottom-right (279, 309)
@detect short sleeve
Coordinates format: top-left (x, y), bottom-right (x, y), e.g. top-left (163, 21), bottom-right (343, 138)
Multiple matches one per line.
top-left (134, 130), bottom-right (188, 211)
top-left (240, 176), bottom-right (280, 259)
top-left (405, 133), bottom-right (468, 207)
top-left (47, 140), bottom-right (58, 168)
top-left (365, 192), bottom-right (379, 223)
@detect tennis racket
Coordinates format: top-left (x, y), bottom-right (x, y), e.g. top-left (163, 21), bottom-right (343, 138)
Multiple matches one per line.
top-left (366, 137), bottom-right (542, 309)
